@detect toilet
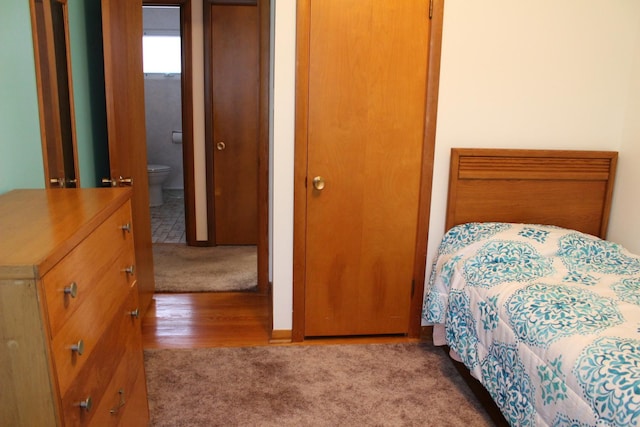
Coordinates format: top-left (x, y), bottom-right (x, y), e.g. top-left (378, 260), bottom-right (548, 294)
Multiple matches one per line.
top-left (147, 164), bottom-right (171, 207)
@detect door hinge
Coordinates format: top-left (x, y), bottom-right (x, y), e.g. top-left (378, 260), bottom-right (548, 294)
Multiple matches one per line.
top-left (411, 279), bottom-right (416, 297)
top-left (429, 0), bottom-right (433, 19)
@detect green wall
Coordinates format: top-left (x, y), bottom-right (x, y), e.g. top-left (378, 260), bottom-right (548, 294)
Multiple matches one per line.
top-left (0, 2), bottom-right (45, 194)
top-left (0, 1), bottom-right (109, 195)
top-left (68, 0), bottom-right (110, 187)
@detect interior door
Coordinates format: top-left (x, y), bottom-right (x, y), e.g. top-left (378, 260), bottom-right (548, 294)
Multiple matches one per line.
top-left (101, 0), bottom-right (155, 315)
top-left (30, 0), bottom-right (79, 189)
top-left (206, 1), bottom-right (259, 245)
top-left (302, 0), bottom-right (431, 336)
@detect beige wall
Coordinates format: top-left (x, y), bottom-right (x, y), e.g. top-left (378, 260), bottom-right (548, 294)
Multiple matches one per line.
top-left (270, 1), bottom-right (640, 331)
top-left (425, 0), bottom-right (640, 287)
top-left (608, 24), bottom-right (640, 254)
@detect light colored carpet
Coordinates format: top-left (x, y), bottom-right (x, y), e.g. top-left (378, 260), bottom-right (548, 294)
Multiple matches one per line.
top-left (144, 343), bottom-right (494, 427)
top-left (153, 244), bottom-right (257, 293)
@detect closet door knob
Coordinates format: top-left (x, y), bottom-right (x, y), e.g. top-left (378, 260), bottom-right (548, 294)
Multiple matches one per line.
top-left (216, 141), bottom-right (226, 151)
top-left (312, 176), bottom-right (325, 191)
top-left (121, 223), bottom-right (131, 233)
top-left (123, 265), bottom-right (135, 276)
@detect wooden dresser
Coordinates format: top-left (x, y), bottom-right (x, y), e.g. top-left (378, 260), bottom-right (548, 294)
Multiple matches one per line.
top-left (0, 189), bottom-right (149, 426)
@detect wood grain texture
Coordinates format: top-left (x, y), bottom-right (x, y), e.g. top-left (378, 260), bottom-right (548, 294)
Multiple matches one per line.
top-left (0, 279), bottom-right (59, 426)
top-left (301, 0), bottom-right (430, 337)
top-left (141, 292), bottom-right (429, 348)
top-left (0, 188), bottom-right (148, 426)
top-left (446, 148), bottom-right (618, 238)
top-left (42, 201), bottom-right (134, 338)
top-left (142, 292), bottom-right (271, 348)
top-left (0, 189), bottom-right (130, 278)
top-left (101, 0), bottom-right (156, 317)
top-left (210, 3), bottom-right (259, 244)
top-left (60, 285), bottom-right (145, 426)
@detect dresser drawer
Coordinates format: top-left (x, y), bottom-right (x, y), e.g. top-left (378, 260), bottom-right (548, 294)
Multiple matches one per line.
top-left (42, 200), bottom-right (134, 338)
top-left (89, 337), bottom-right (147, 426)
top-left (50, 250), bottom-right (136, 397)
top-left (59, 284), bottom-right (144, 426)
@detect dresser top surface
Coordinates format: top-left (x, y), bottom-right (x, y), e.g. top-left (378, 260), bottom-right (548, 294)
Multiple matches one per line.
top-left (0, 188), bottom-right (131, 278)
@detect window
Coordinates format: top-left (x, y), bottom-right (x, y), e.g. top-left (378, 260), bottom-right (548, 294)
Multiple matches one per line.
top-left (142, 35), bottom-right (181, 74)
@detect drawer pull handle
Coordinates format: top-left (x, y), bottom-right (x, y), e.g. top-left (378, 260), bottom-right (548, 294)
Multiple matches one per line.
top-left (109, 388), bottom-right (126, 414)
top-left (130, 308), bottom-right (140, 319)
top-left (121, 223), bottom-right (131, 233)
top-left (70, 339), bottom-right (85, 355)
top-left (123, 265), bottom-right (135, 275)
top-left (79, 396), bottom-right (92, 412)
top-left (64, 282), bottom-right (78, 298)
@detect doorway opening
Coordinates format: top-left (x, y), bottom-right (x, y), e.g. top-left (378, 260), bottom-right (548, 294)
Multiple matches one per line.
top-left (143, 0), bottom-right (269, 295)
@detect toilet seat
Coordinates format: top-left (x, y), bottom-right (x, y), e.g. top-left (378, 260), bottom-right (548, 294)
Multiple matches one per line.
top-left (147, 164), bottom-right (171, 173)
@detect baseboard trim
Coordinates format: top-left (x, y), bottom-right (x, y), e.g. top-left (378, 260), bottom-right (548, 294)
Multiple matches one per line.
top-left (270, 329), bottom-right (292, 343)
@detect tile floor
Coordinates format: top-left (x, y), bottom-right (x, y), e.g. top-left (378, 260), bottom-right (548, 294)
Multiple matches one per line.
top-left (150, 189), bottom-right (186, 244)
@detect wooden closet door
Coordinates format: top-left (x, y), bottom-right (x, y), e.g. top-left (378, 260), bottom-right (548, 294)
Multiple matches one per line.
top-left (207, 2), bottom-right (259, 245)
top-left (302, 0), bottom-right (431, 336)
top-left (101, 0), bottom-right (155, 316)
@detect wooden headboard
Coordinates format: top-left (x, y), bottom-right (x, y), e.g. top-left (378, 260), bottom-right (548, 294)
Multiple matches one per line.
top-left (445, 148), bottom-right (618, 239)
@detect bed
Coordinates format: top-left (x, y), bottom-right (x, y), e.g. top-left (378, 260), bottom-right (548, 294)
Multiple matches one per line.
top-left (422, 149), bottom-right (640, 426)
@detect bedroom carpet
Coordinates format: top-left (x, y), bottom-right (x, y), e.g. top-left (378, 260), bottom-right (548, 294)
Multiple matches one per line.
top-left (152, 244), bottom-right (257, 293)
top-left (144, 343), bottom-right (494, 426)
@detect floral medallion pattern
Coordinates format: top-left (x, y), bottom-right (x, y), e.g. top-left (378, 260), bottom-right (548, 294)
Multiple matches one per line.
top-left (478, 295), bottom-right (499, 331)
top-left (518, 226), bottom-right (550, 244)
top-left (463, 240), bottom-right (554, 288)
top-left (437, 222), bottom-right (511, 255)
top-left (562, 270), bottom-right (598, 286)
top-left (558, 233), bottom-right (640, 275)
top-left (574, 337), bottom-right (640, 426)
top-left (423, 222), bottom-right (640, 425)
top-left (612, 278), bottom-right (640, 306)
top-left (507, 284), bottom-right (623, 348)
top-left (537, 356), bottom-right (567, 405)
top-left (445, 290), bottom-right (479, 368)
top-left (481, 341), bottom-right (534, 426)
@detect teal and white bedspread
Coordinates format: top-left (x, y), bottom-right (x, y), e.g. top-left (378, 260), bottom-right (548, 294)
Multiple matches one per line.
top-left (422, 222), bottom-right (640, 426)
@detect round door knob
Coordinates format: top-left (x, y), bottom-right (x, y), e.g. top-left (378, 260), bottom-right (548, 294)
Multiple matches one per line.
top-left (216, 141), bottom-right (226, 151)
top-left (312, 176), bottom-right (325, 191)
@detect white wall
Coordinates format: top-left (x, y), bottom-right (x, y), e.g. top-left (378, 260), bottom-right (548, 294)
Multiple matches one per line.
top-left (608, 23), bottom-right (640, 254)
top-left (269, 0), bottom-right (640, 331)
top-left (271, 0), bottom-right (296, 330)
top-left (425, 0), bottom-right (640, 286)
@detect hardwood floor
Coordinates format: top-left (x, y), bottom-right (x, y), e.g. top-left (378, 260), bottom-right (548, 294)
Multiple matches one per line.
top-left (142, 292), bottom-right (271, 349)
top-left (142, 292), bottom-right (428, 349)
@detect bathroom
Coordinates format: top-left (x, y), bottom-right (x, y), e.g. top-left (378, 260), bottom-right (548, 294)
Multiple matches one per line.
top-left (142, 6), bottom-right (185, 243)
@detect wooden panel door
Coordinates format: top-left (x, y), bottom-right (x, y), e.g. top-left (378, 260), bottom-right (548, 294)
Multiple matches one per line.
top-left (101, 0), bottom-right (155, 316)
top-left (30, 0), bottom-right (79, 189)
top-left (206, 2), bottom-right (259, 245)
top-left (302, 0), bottom-right (431, 336)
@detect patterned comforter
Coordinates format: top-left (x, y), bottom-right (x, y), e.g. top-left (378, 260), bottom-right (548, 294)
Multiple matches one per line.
top-left (422, 222), bottom-right (640, 426)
